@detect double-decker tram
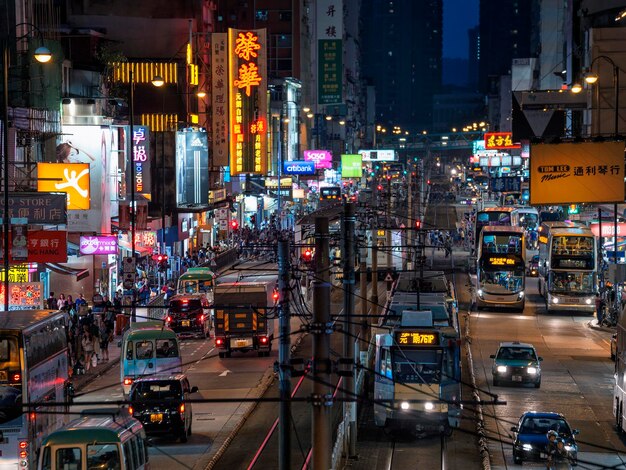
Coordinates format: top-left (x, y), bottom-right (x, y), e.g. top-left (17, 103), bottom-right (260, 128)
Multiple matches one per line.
top-left (373, 297), bottom-right (461, 435)
top-left (537, 222), bottom-right (597, 313)
top-left (0, 310), bottom-right (71, 469)
top-left (476, 225), bottom-right (526, 311)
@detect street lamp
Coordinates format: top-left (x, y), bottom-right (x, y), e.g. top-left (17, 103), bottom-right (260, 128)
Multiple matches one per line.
top-left (2, 24), bottom-right (52, 311)
top-left (584, 55), bottom-right (621, 266)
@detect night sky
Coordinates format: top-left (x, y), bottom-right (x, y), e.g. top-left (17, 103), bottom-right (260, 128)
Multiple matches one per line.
top-left (443, 0), bottom-right (479, 58)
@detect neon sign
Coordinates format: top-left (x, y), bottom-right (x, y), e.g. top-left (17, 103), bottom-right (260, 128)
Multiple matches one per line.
top-left (395, 331), bottom-right (440, 346)
top-left (484, 132), bottom-right (520, 150)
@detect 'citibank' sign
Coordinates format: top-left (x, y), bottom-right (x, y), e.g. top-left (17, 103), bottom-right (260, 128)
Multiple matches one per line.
top-left (283, 161), bottom-right (315, 175)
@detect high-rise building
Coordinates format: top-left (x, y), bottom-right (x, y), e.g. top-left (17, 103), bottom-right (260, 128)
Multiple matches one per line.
top-left (361, 0), bottom-right (442, 132)
top-left (478, 0), bottom-right (532, 93)
top-left (468, 26), bottom-right (480, 91)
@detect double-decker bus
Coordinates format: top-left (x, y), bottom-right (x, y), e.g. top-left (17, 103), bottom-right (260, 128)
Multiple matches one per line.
top-left (614, 310), bottom-right (626, 432)
top-left (537, 222), bottom-right (597, 313)
top-left (474, 206), bottom-right (515, 249)
top-left (0, 310), bottom-right (71, 469)
top-left (319, 186), bottom-right (341, 207)
top-left (476, 225), bottom-right (526, 311)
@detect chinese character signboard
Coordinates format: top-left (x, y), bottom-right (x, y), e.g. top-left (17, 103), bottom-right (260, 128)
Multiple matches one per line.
top-left (530, 142), bottom-right (625, 205)
top-left (80, 235), bottom-right (118, 255)
top-left (37, 163), bottom-right (90, 210)
top-left (132, 126), bottom-right (151, 197)
top-left (0, 282), bottom-right (43, 311)
top-left (0, 193), bottom-right (66, 224)
top-left (26, 230), bottom-right (67, 263)
top-left (317, 0), bottom-right (343, 105)
top-left (212, 33), bottom-right (229, 167)
top-left (175, 130), bottom-right (209, 207)
top-left (10, 225), bottom-right (27, 262)
top-left (304, 150), bottom-right (332, 169)
top-left (341, 154), bottom-right (362, 178)
top-left (489, 177), bottom-right (521, 193)
top-left (484, 132), bottom-right (520, 150)
top-left (228, 28), bottom-right (268, 176)
top-left (358, 149), bottom-right (396, 162)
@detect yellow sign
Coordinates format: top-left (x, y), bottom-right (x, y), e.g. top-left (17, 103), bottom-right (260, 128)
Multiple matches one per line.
top-left (395, 331), bottom-right (439, 346)
top-left (37, 163), bottom-right (90, 210)
top-left (530, 142), bottom-right (625, 205)
top-left (488, 257), bottom-right (516, 266)
top-left (377, 230), bottom-right (386, 238)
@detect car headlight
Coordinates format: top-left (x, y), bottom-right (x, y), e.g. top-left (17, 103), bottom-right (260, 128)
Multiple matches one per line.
top-left (424, 402), bottom-right (434, 411)
top-left (522, 443), bottom-right (533, 451)
top-left (585, 298), bottom-right (593, 305)
top-left (477, 289), bottom-right (484, 298)
top-left (400, 401), bottom-right (410, 410)
top-left (518, 291), bottom-right (525, 299)
top-left (497, 365), bottom-right (507, 373)
top-left (552, 297), bottom-right (559, 304)
top-left (527, 366), bottom-right (537, 374)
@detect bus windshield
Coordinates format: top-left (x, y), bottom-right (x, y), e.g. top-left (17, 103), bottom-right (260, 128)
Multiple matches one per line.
top-left (392, 349), bottom-right (442, 384)
top-left (549, 272), bottom-right (595, 294)
top-left (0, 336), bottom-right (22, 425)
top-left (518, 213), bottom-right (538, 230)
top-left (551, 236), bottom-right (594, 256)
top-left (481, 233), bottom-right (523, 254)
top-left (479, 269), bottom-right (524, 294)
top-left (179, 279), bottom-right (212, 294)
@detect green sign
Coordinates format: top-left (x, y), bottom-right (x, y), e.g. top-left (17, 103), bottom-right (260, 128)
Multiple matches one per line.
top-left (318, 40), bottom-right (342, 105)
top-left (341, 154), bottom-right (363, 178)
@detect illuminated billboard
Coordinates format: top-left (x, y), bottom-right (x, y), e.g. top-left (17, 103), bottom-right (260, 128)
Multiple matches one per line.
top-left (359, 149), bottom-right (396, 162)
top-left (132, 126), bottom-right (151, 198)
top-left (341, 154), bottom-right (362, 178)
top-left (228, 29), bottom-right (268, 176)
top-left (37, 163), bottom-right (90, 210)
top-left (530, 141), bottom-right (625, 205)
top-left (175, 130), bottom-right (209, 207)
top-left (484, 132), bottom-right (520, 150)
top-left (304, 150), bottom-right (332, 169)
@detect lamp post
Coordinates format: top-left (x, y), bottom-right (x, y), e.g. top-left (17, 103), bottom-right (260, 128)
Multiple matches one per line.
top-left (2, 25), bottom-right (51, 311)
top-left (585, 56), bottom-right (621, 265)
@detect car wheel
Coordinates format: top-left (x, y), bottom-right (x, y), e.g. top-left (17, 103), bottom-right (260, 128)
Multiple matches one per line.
top-left (218, 352), bottom-right (225, 359)
top-left (225, 351), bottom-right (231, 358)
top-left (258, 351), bottom-right (264, 357)
top-left (180, 430), bottom-right (188, 443)
top-left (534, 380), bottom-right (541, 389)
top-left (513, 451), bottom-right (522, 465)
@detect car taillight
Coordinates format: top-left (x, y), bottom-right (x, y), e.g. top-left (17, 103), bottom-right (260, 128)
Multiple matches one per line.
top-left (19, 440), bottom-right (28, 460)
top-left (200, 314), bottom-right (205, 322)
top-left (124, 378), bottom-right (133, 386)
top-left (179, 403), bottom-right (185, 414)
top-left (12, 373), bottom-right (20, 382)
top-left (166, 315), bottom-right (172, 323)
top-left (215, 338), bottom-right (223, 346)
top-left (260, 336), bottom-right (268, 344)
top-left (18, 441), bottom-right (27, 450)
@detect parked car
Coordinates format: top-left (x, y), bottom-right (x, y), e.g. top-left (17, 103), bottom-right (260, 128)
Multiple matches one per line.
top-left (527, 255), bottom-right (540, 277)
top-left (510, 411), bottom-right (579, 465)
top-left (491, 341), bottom-right (542, 388)
top-left (129, 374), bottom-right (198, 442)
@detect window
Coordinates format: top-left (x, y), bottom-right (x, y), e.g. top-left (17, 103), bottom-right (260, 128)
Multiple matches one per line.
top-left (137, 439), bottom-right (146, 465)
top-left (56, 447), bottom-right (82, 470)
top-left (279, 11), bottom-right (292, 21)
top-left (126, 341), bottom-right (134, 361)
top-left (130, 438), bottom-right (140, 469)
top-left (256, 10), bottom-right (268, 21)
top-left (41, 447), bottom-right (51, 470)
top-left (135, 341), bottom-right (153, 360)
top-left (123, 442), bottom-right (133, 470)
top-left (87, 444), bottom-right (120, 470)
top-left (156, 339), bottom-right (178, 358)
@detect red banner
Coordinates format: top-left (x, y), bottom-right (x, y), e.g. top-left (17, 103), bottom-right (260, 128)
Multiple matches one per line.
top-left (22, 230), bottom-right (67, 263)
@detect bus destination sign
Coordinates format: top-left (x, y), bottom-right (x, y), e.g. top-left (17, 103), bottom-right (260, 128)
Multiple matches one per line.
top-left (395, 331), bottom-right (439, 346)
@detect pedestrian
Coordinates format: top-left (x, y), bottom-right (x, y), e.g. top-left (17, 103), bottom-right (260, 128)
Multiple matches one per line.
top-left (66, 295), bottom-right (75, 313)
top-left (81, 327), bottom-right (95, 371)
top-left (47, 292), bottom-right (57, 310)
top-left (90, 315), bottom-right (101, 362)
top-left (99, 320), bottom-right (112, 361)
top-left (75, 293), bottom-right (87, 315)
top-left (57, 293), bottom-right (67, 311)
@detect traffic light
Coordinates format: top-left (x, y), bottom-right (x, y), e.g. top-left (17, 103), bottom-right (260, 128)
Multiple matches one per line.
top-left (230, 220), bottom-right (239, 231)
top-left (272, 288), bottom-right (280, 302)
top-left (156, 254), bottom-right (169, 272)
top-left (427, 179), bottom-right (431, 185)
top-left (377, 184), bottom-right (383, 191)
top-left (302, 249), bottom-right (313, 263)
top-left (415, 220), bottom-right (422, 230)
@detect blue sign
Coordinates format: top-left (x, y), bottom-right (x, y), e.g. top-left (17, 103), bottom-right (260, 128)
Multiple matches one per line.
top-left (283, 161), bottom-right (315, 175)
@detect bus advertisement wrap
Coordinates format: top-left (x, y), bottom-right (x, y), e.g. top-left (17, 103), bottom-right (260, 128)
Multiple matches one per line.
top-left (530, 141), bottom-right (625, 205)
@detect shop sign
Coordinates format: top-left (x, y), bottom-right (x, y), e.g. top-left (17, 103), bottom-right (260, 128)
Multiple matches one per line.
top-left (341, 154), bottom-right (363, 178)
top-left (490, 177), bottom-right (521, 192)
top-left (27, 230), bottom-right (67, 263)
top-left (530, 141), bottom-right (625, 204)
top-left (37, 163), bottom-right (90, 210)
top-left (132, 126), bottom-right (151, 197)
top-left (317, 0), bottom-right (343, 105)
top-left (79, 235), bottom-right (118, 255)
top-left (265, 177), bottom-right (293, 189)
top-left (283, 161), bottom-right (315, 175)
top-left (590, 223), bottom-right (626, 238)
top-left (175, 131), bottom-right (209, 207)
top-left (0, 282), bottom-right (43, 311)
top-left (304, 150), bottom-right (332, 169)
top-left (358, 149), bottom-right (396, 161)
top-left (211, 33), bottom-right (229, 166)
top-left (484, 132), bottom-right (520, 149)
top-left (228, 28), bottom-right (268, 175)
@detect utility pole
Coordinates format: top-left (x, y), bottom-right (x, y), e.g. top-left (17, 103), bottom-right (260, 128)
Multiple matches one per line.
top-left (277, 239), bottom-right (291, 470)
top-left (359, 244), bottom-right (369, 352)
top-left (407, 166), bottom-right (413, 270)
top-left (342, 203), bottom-right (357, 457)
top-left (312, 216), bottom-right (331, 470)
top-left (371, 241), bottom-right (379, 310)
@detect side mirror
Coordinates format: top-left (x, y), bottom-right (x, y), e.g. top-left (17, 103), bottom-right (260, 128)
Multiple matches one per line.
top-left (489, 354), bottom-right (496, 359)
top-left (190, 386), bottom-right (199, 394)
top-left (510, 426), bottom-right (518, 432)
top-left (538, 357), bottom-right (544, 362)
top-left (573, 429), bottom-right (580, 435)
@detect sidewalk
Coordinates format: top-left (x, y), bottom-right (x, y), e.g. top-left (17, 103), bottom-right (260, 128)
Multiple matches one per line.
top-left (71, 334), bottom-right (122, 392)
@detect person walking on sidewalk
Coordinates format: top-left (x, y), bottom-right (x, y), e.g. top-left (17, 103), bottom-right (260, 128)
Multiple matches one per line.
top-left (81, 327), bottom-right (95, 372)
top-left (99, 320), bottom-right (112, 361)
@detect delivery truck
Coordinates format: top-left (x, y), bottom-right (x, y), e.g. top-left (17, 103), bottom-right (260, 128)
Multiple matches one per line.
top-left (213, 281), bottom-right (276, 358)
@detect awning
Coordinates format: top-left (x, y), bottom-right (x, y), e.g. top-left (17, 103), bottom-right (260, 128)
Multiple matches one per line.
top-left (42, 263), bottom-right (90, 281)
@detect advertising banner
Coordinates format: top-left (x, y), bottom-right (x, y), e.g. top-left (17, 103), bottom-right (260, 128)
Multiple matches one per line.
top-left (0, 282), bottom-right (43, 311)
top-left (283, 161), bottom-right (315, 175)
top-left (530, 142), bottom-right (625, 205)
top-left (0, 193), bottom-right (66, 224)
top-left (304, 150), bottom-right (332, 169)
top-left (57, 125), bottom-right (115, 234)
top-left (10, 225), bottom-right (28, 262)
top-left (228, 28), bottom-right (268, 175)
top-left (341, 154), bottom-right (363, 178)
top-left (317, 0), bottom-right (343, 105)
top-left (79, 235), bottom-right (118, 255)
top-left (358, 149), bottom-right (396, 161)
top-left (26, 230), bottom-right (67, 263)
top-left (211, 33), bottom-right (229, 166)
top-left (175, 130), bottom-right (209, 207)
top-left (484, 132), bottom-right (520, 149)
top-left (132, 126), bottom-right (151, 197)
top-left (489, 177), bottom-right (521, 192)
top-left (37, 163), bottom-right (90, 210)
top-left (590, 223), bottom-right (626, 238)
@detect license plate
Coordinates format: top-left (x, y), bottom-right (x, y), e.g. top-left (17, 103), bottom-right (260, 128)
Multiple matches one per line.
top-left (182, 320), bottom-right (190, 327)
top-left (236, 340), bottom-right (248, 347)
top-left (512, 375), bottom-right (522, 382)
top-left (150, 413), bottom-right (163, 423)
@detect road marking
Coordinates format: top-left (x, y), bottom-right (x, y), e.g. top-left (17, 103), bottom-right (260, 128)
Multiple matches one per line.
top-left (219, 369), bottom-right (232, 377)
